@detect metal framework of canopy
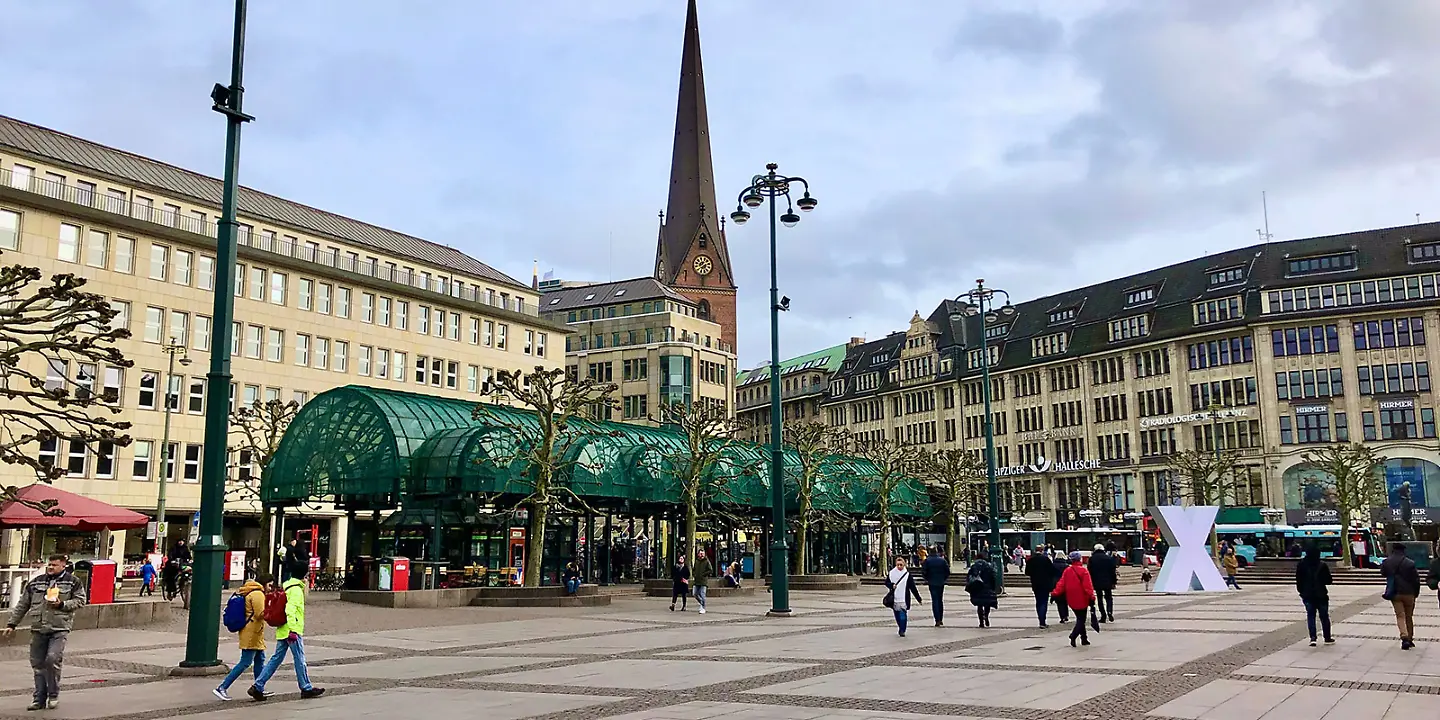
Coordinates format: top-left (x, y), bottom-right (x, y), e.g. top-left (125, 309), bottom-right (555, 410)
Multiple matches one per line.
top-left (263, 385), bottom-right (931, 519)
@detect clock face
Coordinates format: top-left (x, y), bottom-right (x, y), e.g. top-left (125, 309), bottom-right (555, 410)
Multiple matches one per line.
top-left (693, 255), bottom-right (713, 276)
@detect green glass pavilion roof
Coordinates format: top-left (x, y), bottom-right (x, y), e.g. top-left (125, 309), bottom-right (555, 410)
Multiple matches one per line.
top-left (263, 385), bottom-right (930, 518)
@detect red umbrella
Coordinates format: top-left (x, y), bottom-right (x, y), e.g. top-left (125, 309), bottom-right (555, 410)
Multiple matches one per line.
top-left (0, 484), bottom-right (150, 531)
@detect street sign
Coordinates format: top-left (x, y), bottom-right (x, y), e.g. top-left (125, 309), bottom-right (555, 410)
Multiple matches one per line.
top-left (155, 521), bottom-right (169, 538)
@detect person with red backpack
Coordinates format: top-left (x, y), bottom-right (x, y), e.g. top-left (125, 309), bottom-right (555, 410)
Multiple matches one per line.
top-left (248, 560), bottom-right (325, 701)
top-left (213, 573), bottom-right (272, 701)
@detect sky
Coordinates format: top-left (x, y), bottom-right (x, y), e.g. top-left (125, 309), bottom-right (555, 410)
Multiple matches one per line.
top-left (3, 1), bottom-right (1438, 370)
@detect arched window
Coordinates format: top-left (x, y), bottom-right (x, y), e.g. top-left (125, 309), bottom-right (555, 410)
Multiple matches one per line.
top-left (698, 299), bottom-right (711, 320)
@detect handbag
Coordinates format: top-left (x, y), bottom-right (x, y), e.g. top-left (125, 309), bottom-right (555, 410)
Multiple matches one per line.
top-left (1382, 575), bottom-right (1397, 601)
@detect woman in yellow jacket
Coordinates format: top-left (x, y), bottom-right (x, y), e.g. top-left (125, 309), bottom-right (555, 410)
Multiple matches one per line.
top-left (214, 573), bottom-right (272, 701)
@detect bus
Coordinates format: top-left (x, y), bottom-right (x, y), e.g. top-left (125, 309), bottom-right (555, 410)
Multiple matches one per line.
top-left (1212, 524), bottom-right (1380, 567)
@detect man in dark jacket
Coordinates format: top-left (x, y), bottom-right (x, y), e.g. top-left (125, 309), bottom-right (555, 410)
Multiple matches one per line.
top-left (1381, 543), bottom-right (1422, 649)
top-left (921, 546), bottom-right (951, 627)
top-left (1050, 552), bottom-right (1071, 623)
top-left (1089, 543), bottom-right (1120, 623)
top-left (1294, 546), bottom-right (1334, 646)
top-left (1025, 545), bottom-right (1059, 627)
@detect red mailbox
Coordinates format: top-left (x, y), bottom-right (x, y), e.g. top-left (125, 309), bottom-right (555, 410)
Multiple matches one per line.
top-left (85, 559), bottom-right (117, 604)
top-left (380, 557), bottom-right (409, 591)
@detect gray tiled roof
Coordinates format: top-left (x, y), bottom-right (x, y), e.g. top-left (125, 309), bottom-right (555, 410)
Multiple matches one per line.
top-left (539, 277), bottom-right (694, 314)
top-left (0, 115), bottom-right (528, 290)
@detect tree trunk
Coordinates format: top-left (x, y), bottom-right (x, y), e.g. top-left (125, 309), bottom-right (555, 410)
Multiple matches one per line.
top-left (684, 501), bottom-right (698, 567)
top-left (524, 501), bottom-right (546, 587)
top-left (877, 508), bottom-right (890, 577)
top-left (794, 518), bottom-right (808, 576)
top-left (945, 509), bottom-right (958, 563)
top-left (1338, 504), bottom-right (1354, 567)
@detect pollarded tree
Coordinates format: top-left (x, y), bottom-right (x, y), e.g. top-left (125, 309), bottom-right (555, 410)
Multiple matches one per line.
top-left (227, 399), bottom-right (300, 567)
top-left (1167, 448), bottom-right (1244, 559)
top-left (1301, 443), bottom-right (1386, 566)
top-left (474, 366), bottom-right (618, 587)
top-left (850, 435), bottom-right (920, 573)
top-left (913, 448), bottom-right (984, 562)
top-left (0, 263), bottom-right (132, 508)
top-left (652, 401), bottom-right (746, 568)
top-left (782, 420), bottom-right (845, 574)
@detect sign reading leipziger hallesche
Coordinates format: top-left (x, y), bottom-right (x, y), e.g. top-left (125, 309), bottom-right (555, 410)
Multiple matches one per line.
top-left (1138, 407), bottom-right (1253, 429)
top-left (995, 457), bottom-right (1102, 478)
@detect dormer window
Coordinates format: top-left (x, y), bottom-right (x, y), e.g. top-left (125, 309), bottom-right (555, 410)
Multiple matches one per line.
top-left (1209, 266), bottom-right (1245, 286)
top-left (1032, 332), bottom-right (1068, 357)
top-left (1410, 241), bottom-right (1440, 264)
top-left (1108, 314), bottom-right (1150, 342)
top-left (985, 324), bottom-right (1009, 339)
top-left (1049, 307), bottom-right (1077, 324)
top-left (1125, 287), bottom-right (1156, 306)
top-left (1287, 251), bottom-right (1355, 276)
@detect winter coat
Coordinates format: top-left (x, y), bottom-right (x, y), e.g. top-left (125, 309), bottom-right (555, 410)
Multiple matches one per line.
top-left (1221, 553), bottom-right (1239, 575)
top-left (7, 569), bottom-right (87, 634)
top-left (921, 555), bottom-right (951, 587)
top-left (234, 580), bottom-right (269, 650)
top-left (1052, 563), bottom-right (1097, 611)
top-left (275, 578), bottom-right (307, 638)
top-left (1294, 558), bottom-right (1332, 603)
top-left (671, 562), bottom-right (691, 590)
top-left (1381, 554), bottom-right (1421, 598)
top-left (1026, 553), bottom-right (1058, 592)
top-left (884, 567), bottom-right (920, 611)
top-left (693, 558), bottom-right (712, 587)
top-left (1088, 551), bottom-right (1119, 591)
top-left (966, 560), bottom-right (999, 608)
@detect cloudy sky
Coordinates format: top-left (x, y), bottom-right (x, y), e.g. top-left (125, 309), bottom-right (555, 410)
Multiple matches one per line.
top-left (3, 1), bottom-right (1436, 369)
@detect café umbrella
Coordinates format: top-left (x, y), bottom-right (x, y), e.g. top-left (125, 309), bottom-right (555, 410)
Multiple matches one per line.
top-left (0, 484), bottom-right (149, 531)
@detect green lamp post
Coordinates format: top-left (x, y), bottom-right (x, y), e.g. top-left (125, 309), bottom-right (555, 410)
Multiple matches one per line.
top-left (729, 163), bottom-right (817, 617)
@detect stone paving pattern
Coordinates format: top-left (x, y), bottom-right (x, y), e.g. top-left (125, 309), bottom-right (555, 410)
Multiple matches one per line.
top-left (0, 580), bottom-right (1435, 719)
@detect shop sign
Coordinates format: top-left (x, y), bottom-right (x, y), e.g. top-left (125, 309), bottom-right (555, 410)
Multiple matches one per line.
top-left (1378, 398), bottom-right (1416, 410)
top-left (1016, 427), bottom-right (1084, 442)
top-left (1139, 407), bottom-right (1252, 429)
top-left (1293, 404), bottom-right (1330, 415)
top-left (1286, 507), bottom-right (1340, 525)
top-left (996, 457), bottom-right (1102, 477)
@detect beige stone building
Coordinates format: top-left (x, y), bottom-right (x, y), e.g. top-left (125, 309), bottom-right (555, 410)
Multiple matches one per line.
top-left (735, 342), bottom-right (853, 443)
top-left (540, 278), bottom-right (734, 423)
top-left (0, 115), bottom-right (566, 570)
top-left (824, 223), bottom-right (1440, 542)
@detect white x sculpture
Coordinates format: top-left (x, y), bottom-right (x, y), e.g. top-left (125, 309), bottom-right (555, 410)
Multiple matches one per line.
top-left (1149, 505), bottom-right (1229, 592)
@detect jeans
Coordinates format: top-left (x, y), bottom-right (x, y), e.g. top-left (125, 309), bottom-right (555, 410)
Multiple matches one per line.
top-left (1303, 597), bottom-right (1331, 641)
top-left (218, 648), bottom-right (266, 691)
top-left (564, 578), bottom-right (579, 595)
top-left (1096, 588), bottom-right (1114, 620)
top-left (1391, 595), bottom-right (1418, 641)
top-left (1225, 574), bottom-right (1240, 589)
top-left (1033, 589), bottom-right (1049, 624)
top-left (928, 585), bottom-right (944, 624)
top-left (1069, 606), bottom-right (1089, 642)
top-left (29, 631), bottom-right (66, 703)
top-left (695, 585), bottom-right (707, 609)
top-left (253, 636), bottom-right (313, 692)
top-left (893, 608), bottom-right (908, 635)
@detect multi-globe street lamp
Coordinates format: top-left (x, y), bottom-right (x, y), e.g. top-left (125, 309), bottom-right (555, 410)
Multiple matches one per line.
top-left (729, 163), bottom-right (816, 617)
top-left (950, 279), bottom-right (1015, 591)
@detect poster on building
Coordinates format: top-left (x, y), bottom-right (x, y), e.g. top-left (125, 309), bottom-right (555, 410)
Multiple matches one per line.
top-left (1284, 457), bottom-right (1440, 525)
top-left (1282, 465), bottom-right (1340, 525)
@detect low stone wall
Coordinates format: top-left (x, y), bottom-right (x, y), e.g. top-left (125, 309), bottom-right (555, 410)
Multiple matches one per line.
top-left (340, 584), bottom-right (614, 608)
top-left (764, 574), bottom-right (861, 591)
top-left (340, 587), bottom-right (482, 608)
top-left (0, 599), bottom-right (172, 646)
top-left (642, 579), bottom-right (756, 598)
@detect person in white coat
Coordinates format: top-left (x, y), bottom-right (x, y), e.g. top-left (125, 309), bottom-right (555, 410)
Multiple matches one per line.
top-left (884, 556), bottom-right (923, 637)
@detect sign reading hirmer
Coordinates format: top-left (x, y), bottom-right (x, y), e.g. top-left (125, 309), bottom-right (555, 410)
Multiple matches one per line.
top-left (1138, 407), bottom-right (1253, 429)
top-left (995, 457), bottom-right (1102, 478)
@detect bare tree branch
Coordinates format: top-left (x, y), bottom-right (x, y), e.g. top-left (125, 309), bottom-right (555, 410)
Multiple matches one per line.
top-left (648, 401), bottom-right (746, 567)
top-left (1166, 448), bottom-right (1245, 559)
top-left (848, 434), bottom-right (920, 574)
top-left (782, 420), bottom-right (845, 574)
top-left (1301, 443), bottom-right (1386, 566)
top-left (912, 448), bottom-right (984, 561)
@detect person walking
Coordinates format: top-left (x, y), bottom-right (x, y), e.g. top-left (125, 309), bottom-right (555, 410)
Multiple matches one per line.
top-left (1052, 551), bottom-right (1096, 647)
top-left (1088, 544), bottom-right (1119, 623)
top-left (1050, 550), bottom-right (1072, 624)
top-left (3, 555), bottom-right (86, 711)
top-left (884, 556), bottom-right (922, 637)
top-left (139, 557), bottom-right (156, 597)
top-left (1012, 544), bottom-right (1026, 573)
top-left (693, 551), bottom-right (713, 615)
top-left (921, 546), bottom-right (951, 627)
top-left (215, 573), bottom-right (273, 700)
top-left (1380, 543), bottom-right (1421, 650)
top-left (1294, 547), bottom-right (1334, 647)
top-left (248, 562), bottom-right (325, 700)
top-left (1025, 544), bottom-right (1059, 627)
top-left (1222, 546), bottom-right (1241, 590)
top-left (966, 555), bottom-right (999, 628)
top-left (669, 555), bottom-right (691, 612)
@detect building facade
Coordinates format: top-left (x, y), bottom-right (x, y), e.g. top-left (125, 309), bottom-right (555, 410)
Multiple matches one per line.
top-left (736, 341), bottom-right (853, 443)
top-left (823, 223), bottom-right (1440, 539)
top-left (0, 115), bottom-right (567, 568)
top-left (541, 278), bottom-right (734, 423)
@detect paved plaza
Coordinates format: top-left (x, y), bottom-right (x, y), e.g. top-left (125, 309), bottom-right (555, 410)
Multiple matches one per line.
top-left (0, 583), bottom-right (1436, 719)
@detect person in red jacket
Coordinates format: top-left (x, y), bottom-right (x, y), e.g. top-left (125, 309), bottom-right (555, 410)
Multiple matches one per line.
top-left (1052, 551), bottom-right (1097, 647)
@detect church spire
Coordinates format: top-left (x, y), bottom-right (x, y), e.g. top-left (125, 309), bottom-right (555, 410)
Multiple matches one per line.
top-left (656, 0), bottom-right (729, 287)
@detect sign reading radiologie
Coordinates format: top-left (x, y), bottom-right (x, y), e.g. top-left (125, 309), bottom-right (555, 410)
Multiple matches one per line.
top-left (1138, 407), bottom-right (1253, 429)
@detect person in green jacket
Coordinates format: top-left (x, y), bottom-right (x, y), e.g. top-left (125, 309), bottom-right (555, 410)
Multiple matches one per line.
top-left (247, 560), bottom-right (325, 701)
top-left (693, 551), bottom-right (713, 615)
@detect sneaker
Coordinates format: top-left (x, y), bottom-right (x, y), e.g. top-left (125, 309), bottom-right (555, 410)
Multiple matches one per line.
top-left (1081, 638), bottom-right (1091, 646)
top-left (45, 699), bottom-right (57, 710)
top-left (247, 686), bottom-right (268, 702)
top-left (1324, 637), bottom-right (1336, 644)
top-left (1309, 640), bottom-right (1317, 647)
top-left (300, 688), bottom-right (326, 700)
top-left (669, 604), bottom-right (674, 612)
top-left (26, 700), bottom-right (43, 711)
top-left (698, 607), bottom-right (706, 614)
top-left (213, 688), bottom-right (232, 701)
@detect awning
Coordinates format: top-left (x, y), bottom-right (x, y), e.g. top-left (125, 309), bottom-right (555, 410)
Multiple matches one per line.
top-left (0, 484), bottom-right (150, 531)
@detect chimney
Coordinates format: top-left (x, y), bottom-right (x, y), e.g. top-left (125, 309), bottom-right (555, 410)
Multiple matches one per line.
top-left (849, 336), bottom-right (867, 348)
top-left (531, 260), bottom-right (539, 290)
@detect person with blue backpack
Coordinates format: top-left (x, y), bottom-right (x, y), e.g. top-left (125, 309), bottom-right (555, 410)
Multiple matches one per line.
top-left (213, 573), bottom-right (273, 701)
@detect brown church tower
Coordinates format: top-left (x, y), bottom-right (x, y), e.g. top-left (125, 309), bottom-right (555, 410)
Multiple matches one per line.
top-left (654, 0), bottom-right (738, 353)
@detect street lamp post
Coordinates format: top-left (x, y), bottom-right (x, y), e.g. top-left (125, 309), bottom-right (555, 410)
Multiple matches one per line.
top-left (155, 339), bottom-right (191, 554)
top-left (950, 279), bottom-right (1015, 591)
top-left (181, 0), bottom-right (254, 671)
top-left (729, 163), bottom-right (817, 618)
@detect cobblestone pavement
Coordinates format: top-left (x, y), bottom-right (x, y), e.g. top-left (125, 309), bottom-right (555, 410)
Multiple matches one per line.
top-left (0, 583), bottom-right (1436, 719)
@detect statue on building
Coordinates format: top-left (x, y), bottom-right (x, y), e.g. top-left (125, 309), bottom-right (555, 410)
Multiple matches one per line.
top-left (1397, 481), bottom-right (1416, 541)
